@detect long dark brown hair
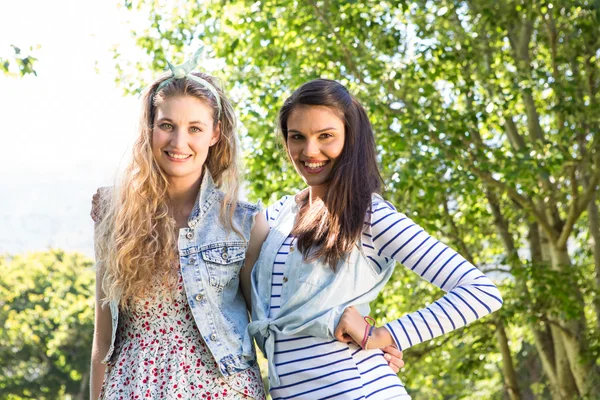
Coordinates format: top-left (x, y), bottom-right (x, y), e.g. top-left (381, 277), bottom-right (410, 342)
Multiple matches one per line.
top-left (278, 79), bottom-right (383, 269)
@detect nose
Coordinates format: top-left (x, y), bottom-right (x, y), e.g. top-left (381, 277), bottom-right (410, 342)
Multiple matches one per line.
top-left (303, 137), bottom-right (320, 157)
top-left (170, 127), bottom-right (187, 148)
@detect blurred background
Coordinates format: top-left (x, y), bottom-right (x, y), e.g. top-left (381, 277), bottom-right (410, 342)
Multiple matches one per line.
top-left (1, 0), bottom-right (599, 398)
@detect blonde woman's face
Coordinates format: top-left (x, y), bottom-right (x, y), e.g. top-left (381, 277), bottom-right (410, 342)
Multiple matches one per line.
top-left (152, 95), bottom-right (220, 185)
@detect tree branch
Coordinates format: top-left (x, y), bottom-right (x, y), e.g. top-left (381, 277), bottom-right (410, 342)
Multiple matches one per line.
top-left (467, 163), bottom-right (558, 242)
top-left (503, 115), bottom-right (527, 150)
top-left (557, 152), bottom-right (600, 248)
top-left (541, 315), bottom-right (577, 338)
top-left (441, 195), bottom-right (476, 264)
top-left (306, 0), bottom-right (363, 83)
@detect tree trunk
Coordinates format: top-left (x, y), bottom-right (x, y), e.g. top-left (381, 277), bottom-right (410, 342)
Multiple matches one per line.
top-left (496, 318), bottom-right (522, 400)
top-left (548, 244), bottom-right (599, 397)
top-left (587, 194), bottom-right (600, 331)
top-left (549, 324), bottom-right (578, 398)
top-left (531, 224), bottom-right (578, 398)
top-left (76, 370), bottom-right (89, 400)
top-left (486, 194), bottom-right (566, 398)
top-left (530, 325), bottom-right (564, 399)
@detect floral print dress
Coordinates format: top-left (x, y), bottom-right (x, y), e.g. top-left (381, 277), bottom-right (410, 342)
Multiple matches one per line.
top-left (99, 270), bottom-right (266, 400)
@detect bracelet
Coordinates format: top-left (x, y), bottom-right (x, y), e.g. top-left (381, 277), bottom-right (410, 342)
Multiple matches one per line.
top-left (361, 316), bottom-right (376, 350)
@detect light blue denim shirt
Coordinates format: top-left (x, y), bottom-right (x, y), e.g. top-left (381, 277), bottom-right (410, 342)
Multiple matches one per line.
top-left (242, 195), bottom-right (395, 387)
top-left (101, 171), bottom-right (261, 378)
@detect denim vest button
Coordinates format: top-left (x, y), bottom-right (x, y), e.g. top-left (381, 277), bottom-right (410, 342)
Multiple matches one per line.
top-left (283, 276), bottom-right (288, 283)
top-left (189, 257), bottom-right (196, 264)
top-left (196, 294), bottom-right (203, 301)
top-left (186, 231), bottom-right (194, 240)
top-left (210, 333), bottom-right (217, 341)
top-left (222, 251), bottom-right (229, 260)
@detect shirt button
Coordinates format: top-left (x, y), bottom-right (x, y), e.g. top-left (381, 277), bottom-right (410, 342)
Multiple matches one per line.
top-left (210, 333), bottom-right (217, 341)
top-left (195, 293), bottom-right (203, 301)
top-left (283, 276), bottom-right (288, 283)
top-left (186, 231), bottom-right (194, 240)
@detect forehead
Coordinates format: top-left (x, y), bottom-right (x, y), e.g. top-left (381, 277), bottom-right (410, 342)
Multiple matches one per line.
top-left (287, 105), bottom-right (344, 131)
top-left (155, 95), bottom-right (214, 123)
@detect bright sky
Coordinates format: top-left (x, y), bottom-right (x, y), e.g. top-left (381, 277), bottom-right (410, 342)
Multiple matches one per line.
top-left (1, 1), bottom-right (415, 257)
top-left (0, 0), bottom-right (145, 256)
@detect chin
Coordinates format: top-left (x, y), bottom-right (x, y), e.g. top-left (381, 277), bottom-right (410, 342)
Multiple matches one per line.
top-left (304, 177), bottom-right (329, 187)
top-left (163, 167), bottom-right (201, 178)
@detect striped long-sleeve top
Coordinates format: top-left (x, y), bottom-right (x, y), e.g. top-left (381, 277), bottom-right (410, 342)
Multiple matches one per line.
top-left (264, 195), bottom-right (503, 399)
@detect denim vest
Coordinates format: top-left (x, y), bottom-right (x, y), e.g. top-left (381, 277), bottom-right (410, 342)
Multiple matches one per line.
top-left (102, 171), bottom-right (261, 378)
top-left (243, 194), bottom-right (395, 387)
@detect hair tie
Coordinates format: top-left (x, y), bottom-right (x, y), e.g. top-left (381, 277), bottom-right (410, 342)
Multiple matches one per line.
top-left (156, 46), bottom-right (222, 119)
top-left (361, 316), bottom-right (376, 350)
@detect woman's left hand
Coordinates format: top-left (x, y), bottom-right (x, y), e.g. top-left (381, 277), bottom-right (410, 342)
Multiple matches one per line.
top-left (334, 306), bottom-right (367, 346)
top-left (335, 307), bottom-right (404, 373)
top-left (334, 306), bottom-right (396, 351)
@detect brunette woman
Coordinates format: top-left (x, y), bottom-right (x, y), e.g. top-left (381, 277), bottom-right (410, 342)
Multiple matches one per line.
top-left (245, 79), bottom-right (503, 399)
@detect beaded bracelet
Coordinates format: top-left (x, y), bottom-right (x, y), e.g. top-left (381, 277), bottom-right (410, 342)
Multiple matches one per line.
top-left (361, 316), bottom-right (376, 350)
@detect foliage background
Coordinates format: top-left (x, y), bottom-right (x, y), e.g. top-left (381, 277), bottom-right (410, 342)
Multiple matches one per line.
top-left (2, 0), bottom-right (599, 399)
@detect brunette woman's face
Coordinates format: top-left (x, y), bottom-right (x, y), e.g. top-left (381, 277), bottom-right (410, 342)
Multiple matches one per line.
top-left (286, 105), bottom-right (345, 191)
top-left (152, 95), bottom-right (220, 185)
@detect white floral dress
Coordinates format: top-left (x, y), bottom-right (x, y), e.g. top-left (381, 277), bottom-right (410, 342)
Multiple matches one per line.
top-left (99, 270), bottom-right (266, 399)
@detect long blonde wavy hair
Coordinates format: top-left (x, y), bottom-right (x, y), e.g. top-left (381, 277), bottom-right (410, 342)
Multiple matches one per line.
top-left (95, 72), bottom-right (239, 308)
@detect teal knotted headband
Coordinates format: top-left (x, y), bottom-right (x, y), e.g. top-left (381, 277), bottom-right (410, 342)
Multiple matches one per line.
top-left (156, 46), bottom-right (222, 119)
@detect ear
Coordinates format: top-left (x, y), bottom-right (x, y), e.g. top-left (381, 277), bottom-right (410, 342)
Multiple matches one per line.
top-left (210, 121), bottom-right (221, 146)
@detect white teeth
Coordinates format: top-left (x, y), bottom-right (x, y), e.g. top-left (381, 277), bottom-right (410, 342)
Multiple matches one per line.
top-left (305, 161), bottom-right (327, 168)
top-left (167, 152), bottom-right (191, 159)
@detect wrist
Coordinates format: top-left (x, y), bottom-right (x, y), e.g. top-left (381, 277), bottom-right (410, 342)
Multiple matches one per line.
top-left (371, 326), bottom-right (393, 349)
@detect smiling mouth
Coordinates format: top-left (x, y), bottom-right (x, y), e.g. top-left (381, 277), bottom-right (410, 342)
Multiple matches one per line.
top-left (165, 151), bottom-right (192, 160)
top-left (302, 160), bottom-right (330, 173)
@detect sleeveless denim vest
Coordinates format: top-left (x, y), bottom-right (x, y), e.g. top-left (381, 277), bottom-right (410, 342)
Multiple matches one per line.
top-left (243, 194), bottom-right (396, 387)
top-left (101, 171), bottom-right (261, 377)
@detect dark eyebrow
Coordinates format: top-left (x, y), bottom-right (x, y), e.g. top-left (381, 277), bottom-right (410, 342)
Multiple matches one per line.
top-left (316, 127), bottom-right (338, 133)
top-left (288, 127), bottom-right (338, 135)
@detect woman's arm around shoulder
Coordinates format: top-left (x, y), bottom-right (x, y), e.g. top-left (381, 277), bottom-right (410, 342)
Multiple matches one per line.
top-left (89, 252), bottom-right (112, 399)
top-left (240, 211), bottom-right (269, 312)
top-left (90, 187), bottom-right (112, 223)
top-left (89, 190), bottom-right (114, 399)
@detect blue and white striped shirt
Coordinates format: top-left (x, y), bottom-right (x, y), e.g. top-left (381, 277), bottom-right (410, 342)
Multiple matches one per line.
top-left (264, 195), bottom-right (502, 399)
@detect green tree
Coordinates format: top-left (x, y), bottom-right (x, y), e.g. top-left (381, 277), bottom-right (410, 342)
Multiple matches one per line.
top-left (1, 45), bottom-right (38, 77)
top-left (116, 0), bottom-right (600, 398)
top-left (0, 250), bottom-right (95, 399)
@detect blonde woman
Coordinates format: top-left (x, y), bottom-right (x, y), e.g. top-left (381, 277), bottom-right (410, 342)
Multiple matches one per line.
top-left (89, 56), bottom-right (269, 399)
